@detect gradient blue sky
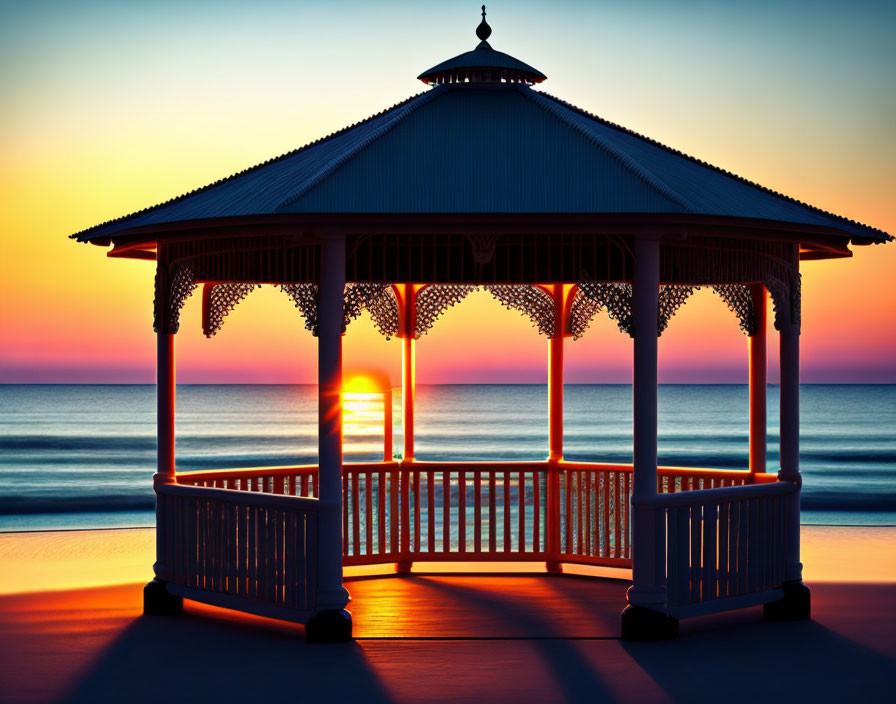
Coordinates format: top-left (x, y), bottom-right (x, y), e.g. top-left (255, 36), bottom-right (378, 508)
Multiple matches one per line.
top-left (1, 1), bottom-right (894, 383)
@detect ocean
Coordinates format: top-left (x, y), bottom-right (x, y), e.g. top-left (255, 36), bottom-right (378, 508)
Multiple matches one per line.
top-left (0, 384), bottom-right (893, 531)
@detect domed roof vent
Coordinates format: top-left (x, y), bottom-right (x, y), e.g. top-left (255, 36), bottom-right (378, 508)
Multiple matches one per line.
top-left (417, 6), bottom-right (547, 86)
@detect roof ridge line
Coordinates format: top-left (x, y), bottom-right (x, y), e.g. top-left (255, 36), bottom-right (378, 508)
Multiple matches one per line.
top-left (274, 88), bottom-right (445, 212)
top-left (535, 91), bottom-right (891, 242)
top-left (519, 87), bottom-right (701, 214)
top-left (70, 91), bottom-right (431, 241)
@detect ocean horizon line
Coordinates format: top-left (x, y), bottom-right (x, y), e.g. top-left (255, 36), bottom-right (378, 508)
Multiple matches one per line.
top-left (2, 381), bottom-right (895, 387)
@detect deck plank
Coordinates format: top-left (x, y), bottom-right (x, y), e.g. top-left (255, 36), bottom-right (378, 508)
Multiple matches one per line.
top-left (347, 575), bottom-right (627, 638)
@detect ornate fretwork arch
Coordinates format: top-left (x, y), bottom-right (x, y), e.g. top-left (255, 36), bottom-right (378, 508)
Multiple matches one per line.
top-left (569, 287), bottom-right (603, 340)
top-left (344, 284), bottom-right (400, 339)
top-left (154, 264), bottom-right (197, 335)
top-left (765, 274), bottom-right (801, 333)
top-left (657, 285), bottom-right (696, 336)
top-left (280, 283), bottom-right (320, 335)
top-left (574, 282), bottom-right (634, 337)
top-left (415, 284), bottom-right (477, 338)
top-left (484, 285), bottom-right (555, 337)
top-left (279, 283), bottom-right (401, 338)
top-left (711, 284), bottom-right (757, 336)
top-left (202, 283), bottom-right (257, 337)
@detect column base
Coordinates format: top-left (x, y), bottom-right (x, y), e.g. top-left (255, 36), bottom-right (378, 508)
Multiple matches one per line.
top-left (763, 581), bottom-right (811, 621)
top-left (395, 559), bottom-right (413, 575)
top-left (143, 578), bottom-right (183, 616)
top-left (545, 560), bottom-right (563, 574)
top-left (621, 605), bottom-right (678, 641)
top-left (305, 609), bottom-right (353, 643)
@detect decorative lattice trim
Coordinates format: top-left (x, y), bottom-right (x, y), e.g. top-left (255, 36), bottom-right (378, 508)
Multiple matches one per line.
top-left (280, 283), bottom-right (401, 338)
top-left (576, 282), bottom-right (634, 337)
top-left (203, 283), bottom-right (257, 337)
top-left (657, 285), bottom-right (696, 336)
top-left (415, 285), bottom-right (477, 338)
top-left (154, 264), bottom-right (197, 334)
top-left (344, 284), bottom-right (399, 339)
top-left (280, 283), bottom-right (320, 336)
top-left (485, 285), bottom-right (555, 337)
top-left (570, 287), bottom-right (604, 340)
top-left (765, 274), bottom-right (800, 333)
top-left (711, 284), bottom-right (757, 336)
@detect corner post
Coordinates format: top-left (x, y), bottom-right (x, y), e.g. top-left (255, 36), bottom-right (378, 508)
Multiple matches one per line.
top-left (749, 283), bottom-right (768, 477)
top-left (764, 257), bottom-right (810, 621)
top-left (146, 244), bottom-right (183, 615)
top-left (306, 234), bottom-right (352, 642)
top-left (622, 235), bottom-right (677, 640)
top-left (778, 307), bottom-right (800, 580)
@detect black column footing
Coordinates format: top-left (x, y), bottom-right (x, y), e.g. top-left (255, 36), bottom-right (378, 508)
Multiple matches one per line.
top-left (621, 605), bottom-right (679, 641)
top-left (143, 578), bottom-right (183, 616)
top-left (764, 580), bottom-right (811, 621)
top-left (305, 609), bottom-right (353, 643)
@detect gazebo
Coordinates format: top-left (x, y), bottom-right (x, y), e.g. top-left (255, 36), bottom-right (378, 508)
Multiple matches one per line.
top-left (72, 9), bottom-right (890, 642)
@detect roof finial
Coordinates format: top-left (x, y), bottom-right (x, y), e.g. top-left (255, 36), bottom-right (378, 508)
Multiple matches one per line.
top-left (476, 5), bottom-right (492, 42)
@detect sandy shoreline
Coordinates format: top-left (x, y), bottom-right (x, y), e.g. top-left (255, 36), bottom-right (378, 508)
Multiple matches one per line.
top-left (2, 524), bottom-right (895, 595)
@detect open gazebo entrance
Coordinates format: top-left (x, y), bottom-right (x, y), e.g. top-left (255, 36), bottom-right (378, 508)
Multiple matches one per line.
top-left (73, 9), bottom-right (889, 641)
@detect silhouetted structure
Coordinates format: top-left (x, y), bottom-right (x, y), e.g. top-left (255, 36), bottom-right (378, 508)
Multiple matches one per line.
top-left (73, 7), bottom-right (891, 641)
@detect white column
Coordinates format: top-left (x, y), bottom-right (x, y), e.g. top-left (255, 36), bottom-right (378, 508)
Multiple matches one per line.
top-left (316, 235), bottom-right (350, 610)
top-left (153, 249), bottom-right (176, 582)
top-left (628, 236), bottom-right (665, 610)
top-left (779, 287), bottom-right (802, 582)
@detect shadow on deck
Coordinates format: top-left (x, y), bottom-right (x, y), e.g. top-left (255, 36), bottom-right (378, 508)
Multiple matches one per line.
top-left (1, 576), bottom-right (894, 703)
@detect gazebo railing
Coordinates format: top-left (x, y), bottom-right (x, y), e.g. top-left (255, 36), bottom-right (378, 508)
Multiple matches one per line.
top-left (404, 462), bottom-right (549, 561)
top-left (650, 480), bottom-right (797, 618)
top-left (175, 461), bottom-right (772, 568)
top-left (155, 482), bottom-right (319, 623)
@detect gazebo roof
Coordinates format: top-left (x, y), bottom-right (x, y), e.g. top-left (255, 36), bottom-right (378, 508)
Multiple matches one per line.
top-left (72, 15), bottom-right (890, 249)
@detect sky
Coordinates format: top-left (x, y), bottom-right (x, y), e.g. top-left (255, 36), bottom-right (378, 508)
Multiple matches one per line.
top-left (1, 0), bottom-right (894, 384)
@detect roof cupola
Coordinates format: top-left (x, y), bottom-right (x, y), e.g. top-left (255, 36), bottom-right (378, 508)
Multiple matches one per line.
top-left (417, 5), bottom-right (546, 86)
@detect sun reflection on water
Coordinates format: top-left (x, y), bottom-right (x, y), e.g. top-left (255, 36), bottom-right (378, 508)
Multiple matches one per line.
top-left (343, 374), bottom-right (393, 458)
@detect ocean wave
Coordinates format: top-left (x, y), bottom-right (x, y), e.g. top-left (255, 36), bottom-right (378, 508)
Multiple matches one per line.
top-left (0, 436), bottom-right (156, 451)
top-left (801, 493), bottom-right (896, 512)
top-left (0, 495), bottom-right (156, 515)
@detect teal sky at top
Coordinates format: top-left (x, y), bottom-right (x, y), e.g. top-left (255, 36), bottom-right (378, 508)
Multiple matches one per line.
top-left (3, 1), bottom-right (894, 160)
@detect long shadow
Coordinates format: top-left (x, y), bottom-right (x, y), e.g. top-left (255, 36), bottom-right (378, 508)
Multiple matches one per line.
top-left (622, 613), bottom-right (896, 703)
top-left (407, 575), bottom-right (620, 703)
top-left (61, 609), bottom-right (395, 704)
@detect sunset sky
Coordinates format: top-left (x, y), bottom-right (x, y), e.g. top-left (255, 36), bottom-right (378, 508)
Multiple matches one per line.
top-left (1, 0), bottom-right (894, 384)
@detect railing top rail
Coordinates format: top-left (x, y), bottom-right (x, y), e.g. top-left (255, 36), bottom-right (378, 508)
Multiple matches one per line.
top-left (560, 461), bottom-right (753, 478)
top-left (159, 481), bottom-right (320, 512)
top-left (175, 459), bottom-right (757, 483)
top-left (656, 466), bottom-right (752, 478)
top-left (636, 480), bottom-right (796, 508)
top-left (176, 460), bottom-right (400, 482)
top-left (406, 460), bottom-right (549, 472)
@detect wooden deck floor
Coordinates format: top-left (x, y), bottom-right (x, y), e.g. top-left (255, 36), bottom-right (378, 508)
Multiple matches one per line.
top-left (347, 573), bottom-right (628, 638)
top-left (2, 577), bottom-right (895, 703)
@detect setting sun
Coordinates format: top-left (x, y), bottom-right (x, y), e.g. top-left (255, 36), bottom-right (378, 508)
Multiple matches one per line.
top-left (343, 371), bottom-right (394, 460)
